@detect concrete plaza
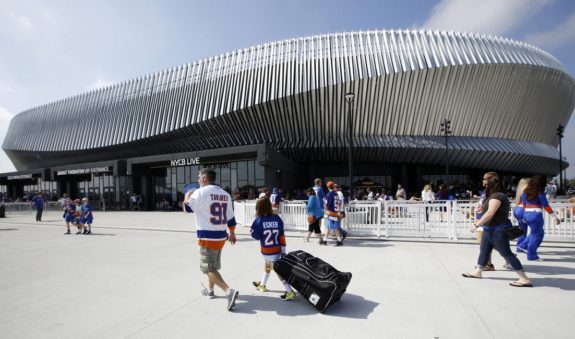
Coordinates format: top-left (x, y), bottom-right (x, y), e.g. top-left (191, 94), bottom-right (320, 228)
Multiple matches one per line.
top-left (1, 210), bottom-right (574, 338)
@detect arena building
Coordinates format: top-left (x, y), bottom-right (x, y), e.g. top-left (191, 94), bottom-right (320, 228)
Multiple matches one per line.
top-left (1, 29), bottom-right (574, 210)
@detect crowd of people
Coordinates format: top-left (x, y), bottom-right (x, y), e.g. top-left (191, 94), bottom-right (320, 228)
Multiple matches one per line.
top-left (179, 167), bottom-right (574, 313)
top-left (8, 167), bottom-right (571, 313)
top-left (61, 196), bottom-right (94, 235)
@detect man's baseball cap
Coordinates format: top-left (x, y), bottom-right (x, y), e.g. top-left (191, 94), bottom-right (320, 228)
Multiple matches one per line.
top-left (183, 183), bottom-right (200, 195)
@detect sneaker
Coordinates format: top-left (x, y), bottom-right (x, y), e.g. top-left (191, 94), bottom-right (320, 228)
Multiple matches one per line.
top-left (280, 291), bottom-right (296, 301)
top-left (517, 246), bottom-right (527, 253)
top-left (335, 241), bottom-right (343, 247)
top-left (319, 240), bottom-right (327, 245)
top-left (75, 231), bottom-right (82, 234)
top-left (83, 229), bottom-right (88, 234)
top-left (502, 263), bottom-right (512, 269)
top-left (252, 281), bottom-right (267, 292)
top-left (86, 231), bottom-right (91, 235)
top-left (226, 289), bottom-right (239, 311)
top-left (342, 233), bottom-right (347, 241)
top-left (200, 287), bottom-right (215, 299)
top-left (65, 230), bottom-right (71, 234)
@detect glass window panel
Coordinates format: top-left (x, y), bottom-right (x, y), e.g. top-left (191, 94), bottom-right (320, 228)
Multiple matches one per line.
top-left (248, 161), bottom-right (255, 185)
top-left (221, 167), bottom-right (231, 183)
top-left (255, 162), bottom-right (265, 181)
top-left (237, 161), bottom-right (248, 181)
top-left (177, 166), bottom-right (185, 184)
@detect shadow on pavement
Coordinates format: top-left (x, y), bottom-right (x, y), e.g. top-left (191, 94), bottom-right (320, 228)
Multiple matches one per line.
top-left (524, 264), bottom-right (575, 276)
top-left (529, 277), bottom-right (575, 291)
top-left (320, 293), bottom-right (379, 319)
top-left (231, 293), bottom-right (318, 316)
top-left (481, 276), bottom-right (575, 291)
top-left (338, 239), bottom-right (392, 248)
top-left (231, 292), bottom-right (378, 318)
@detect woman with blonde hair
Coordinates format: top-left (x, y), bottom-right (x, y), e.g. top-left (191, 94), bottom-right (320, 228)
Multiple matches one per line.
top-left (512, 178), bottom-right (530, 252)
top-left (421, 184), bottom-right (435, 223)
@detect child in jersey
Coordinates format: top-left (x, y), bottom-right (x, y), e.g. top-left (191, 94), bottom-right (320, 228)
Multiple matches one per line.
top-left (63, 199), bottom-right (76, 234)
top-left (80, 197), bottom-right (94, 234)
top-left (73, 199), bottom-right (84, 234)
top-left (250, 198), bottom-right (296, 300)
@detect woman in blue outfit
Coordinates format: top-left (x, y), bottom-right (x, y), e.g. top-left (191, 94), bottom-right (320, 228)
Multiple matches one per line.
top-left (462, 175), bottom-right (532, 287)
top-left (305, 188), bottom-right (324, 243)
top-left (515, 176), bottom-right (561, 261)
top-left (512, 178), bottom-right (530, 257)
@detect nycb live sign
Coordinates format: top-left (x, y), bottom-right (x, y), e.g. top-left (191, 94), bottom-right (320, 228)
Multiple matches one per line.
top-left (171, 157), bottom-right (201, 167)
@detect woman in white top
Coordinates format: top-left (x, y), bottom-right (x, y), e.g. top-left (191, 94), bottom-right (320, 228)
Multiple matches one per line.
top-left (421, 184), bottom-right (435, 222)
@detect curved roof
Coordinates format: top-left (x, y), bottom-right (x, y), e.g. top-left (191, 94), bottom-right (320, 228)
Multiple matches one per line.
top-left (3, 29), bottom-right (574, 173)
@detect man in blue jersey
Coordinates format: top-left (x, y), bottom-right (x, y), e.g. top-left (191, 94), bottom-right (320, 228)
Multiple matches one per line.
top-left (312, 178), bottom-right (327, 244)
top-left (31, 192), bottom-right (45, 222)
top-left (322, 181), bottom-right (343, 246)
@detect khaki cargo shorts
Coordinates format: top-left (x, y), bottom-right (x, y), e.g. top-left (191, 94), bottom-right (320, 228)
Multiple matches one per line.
top-left (199, 247), bottom-right (222, 274)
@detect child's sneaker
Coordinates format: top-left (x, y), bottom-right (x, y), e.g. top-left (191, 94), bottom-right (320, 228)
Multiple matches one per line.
top-left (280, 291), bottom-right (296, 301)
top-left (252, 281), bottom-right (267, 292)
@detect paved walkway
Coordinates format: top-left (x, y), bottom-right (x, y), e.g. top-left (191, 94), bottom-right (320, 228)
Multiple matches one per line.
top-left (1, 211), bottom-right (574, 338)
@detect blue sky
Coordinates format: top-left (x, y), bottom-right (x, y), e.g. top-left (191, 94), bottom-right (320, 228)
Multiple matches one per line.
top-left (1, 0), bottom-right (574, 178)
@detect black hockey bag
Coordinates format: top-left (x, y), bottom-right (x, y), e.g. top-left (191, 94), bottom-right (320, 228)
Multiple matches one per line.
top-left (273, 250), bottom-right (352, 312)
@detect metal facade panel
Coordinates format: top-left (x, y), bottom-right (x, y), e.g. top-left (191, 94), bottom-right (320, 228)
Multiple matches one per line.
top-left (3, 30), bottom-right (574, 174)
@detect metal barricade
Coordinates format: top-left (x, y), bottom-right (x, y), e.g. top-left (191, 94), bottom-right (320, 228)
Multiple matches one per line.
top-left (232, 199), bottom-right (575, 241)
top-left (279, 200), bottom-right (308, 231)
top-left (2, 202), bottom-right (35, 215)
top-left (541, 202), bottom-right (575, 239)
top-left (382, 200), bottom-right (455, 238)
top-left (345, 201), bottom-right (382, 236)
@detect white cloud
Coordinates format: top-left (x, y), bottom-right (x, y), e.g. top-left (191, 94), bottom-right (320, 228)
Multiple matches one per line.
top-left (0, 106), bottom-right (16, 173)
top-left (0, 82), bottom-right (15, 93)
top-left (86, 77), bottom-right (114, 91)
top-left (422, 0), bottom-right (552, 36)
top-left (15, 15), bottom-right (35, 31)
top-left (0, 105), bottom-right (14, 123)
top-left (525, 12), bottom-right (575, 48)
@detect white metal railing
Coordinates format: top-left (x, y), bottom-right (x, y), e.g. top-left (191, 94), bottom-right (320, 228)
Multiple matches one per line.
top-left (1, 201), bottom-right (63, 215)
top-left (233, 200), bottom-right (575, 241)
top-left (1, 203), bottom-right (35, 214)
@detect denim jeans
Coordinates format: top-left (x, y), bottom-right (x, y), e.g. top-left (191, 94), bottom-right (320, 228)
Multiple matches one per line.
top-left (478, 226), bottom-right (523, 271)
top-left (35, 207), bottom-right (43, 222)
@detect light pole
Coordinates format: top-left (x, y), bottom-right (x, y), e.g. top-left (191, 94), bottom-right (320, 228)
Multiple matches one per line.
top-left (345, 92), bottom-right (355, 192)
top-left (440, 118), bottom-right (452, 184)
top-left (557, 124), bottom-right (564, 192)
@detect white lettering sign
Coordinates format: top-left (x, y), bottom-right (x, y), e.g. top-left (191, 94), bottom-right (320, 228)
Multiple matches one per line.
top-left (56, 166), bottom-right (112, 176)
top-left (170, 157), bottom-right (201, 167)
top-left (7, 174), bottom-right (33, 180)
